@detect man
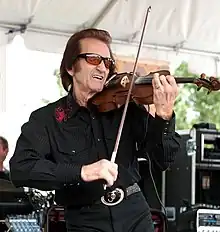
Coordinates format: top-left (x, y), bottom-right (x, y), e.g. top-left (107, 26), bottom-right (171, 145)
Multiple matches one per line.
top-left (0, 136), bottom-right (9, 180)
top-left (9, 28), bottom-right (181, 232)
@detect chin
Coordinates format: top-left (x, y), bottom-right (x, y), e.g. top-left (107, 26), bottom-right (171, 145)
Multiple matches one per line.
top-left (93, 87), bottom-right (103, 93)
top-left (90, 83), bottom-right (105, 93)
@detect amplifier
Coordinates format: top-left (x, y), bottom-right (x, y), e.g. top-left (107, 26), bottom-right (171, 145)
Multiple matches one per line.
top-left (197, 209), bottom-right (220, 232)
top-left (177, 208), bottom-right (220, 232)
top-left (196, 129), bottom-right (220, 164)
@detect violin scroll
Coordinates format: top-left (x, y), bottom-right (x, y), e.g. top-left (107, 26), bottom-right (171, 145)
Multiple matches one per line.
top-left (195, 73), bottom-right (220, 94)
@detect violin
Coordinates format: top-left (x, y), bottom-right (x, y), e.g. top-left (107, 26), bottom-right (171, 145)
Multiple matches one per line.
top-left (91, 70), bottom-right (220, 113)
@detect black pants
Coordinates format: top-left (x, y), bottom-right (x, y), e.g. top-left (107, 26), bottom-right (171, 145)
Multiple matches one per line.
top-left (65, 191), bottom-right (154, 232)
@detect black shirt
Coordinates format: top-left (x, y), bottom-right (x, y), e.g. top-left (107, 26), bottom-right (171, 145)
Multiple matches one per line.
top-left (9, 93), bottom-right (181, 206)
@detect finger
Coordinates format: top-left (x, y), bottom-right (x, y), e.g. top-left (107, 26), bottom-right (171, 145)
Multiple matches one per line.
top-left (105, 161), bottom-right (118, 171)
top-left (103, 171), bottom-right (115, 187)
top-left (108, 166), bottom-right (118, 181)
top-left (100, 160), bottom-right (117, 178)
top-left (99, 162), bottom-right (117, 185)
top-left (159, 75), bottom-right (170, 88)
top-left (166, 75), bottom-right (177, 87)
top-left (166, 75), bottom-right (179, 96)
top-left (111, 163), bottom-right (118, 172)
top-left (109, 163), bottom-right (118, 181)
top-left (152, 73), bottom-right (162, 89)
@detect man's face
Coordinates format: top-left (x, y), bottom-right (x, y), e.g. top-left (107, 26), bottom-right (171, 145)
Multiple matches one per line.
top-left (0, 143), bottom-right (8, 163)
top-left (68, 38), bottom-right (112, 94)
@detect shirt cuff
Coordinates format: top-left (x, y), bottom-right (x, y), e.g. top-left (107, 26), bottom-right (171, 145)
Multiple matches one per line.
top-left (56, 163), bottom-right (83, 187)
top-left (154, 112), bottom-right (176, 136)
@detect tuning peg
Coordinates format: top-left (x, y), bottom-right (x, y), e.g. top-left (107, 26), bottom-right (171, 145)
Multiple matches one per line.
top-left (200, 73), bottom-right (206, 79)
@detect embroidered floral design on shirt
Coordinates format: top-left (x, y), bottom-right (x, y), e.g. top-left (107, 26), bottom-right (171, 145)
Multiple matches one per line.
top-left (55, 94), bottom-right (74, 122)
top-left (55, 107), bottom-right (66, 122)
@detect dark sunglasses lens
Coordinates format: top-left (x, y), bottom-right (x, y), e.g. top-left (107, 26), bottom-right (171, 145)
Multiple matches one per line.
top-left (85, 54), bottom-right (114, 69)
top-left (86, 56), bottom-right (102, 65)
top-left (104, 59), bottom-right (112, 69)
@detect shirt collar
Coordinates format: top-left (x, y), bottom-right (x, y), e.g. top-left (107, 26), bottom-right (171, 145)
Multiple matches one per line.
top-left (55, 91), bottom-right (80, 123)
top-left (55, 91), bottom-right (97, 123)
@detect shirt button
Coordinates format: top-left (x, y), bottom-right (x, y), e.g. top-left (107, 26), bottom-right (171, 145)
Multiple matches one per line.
top-left (97, 138), bottom-right (101, 142)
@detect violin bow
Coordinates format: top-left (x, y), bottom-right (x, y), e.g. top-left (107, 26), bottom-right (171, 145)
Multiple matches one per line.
top-left (100, 7), bottom-right (152, 206)
top-left (109, 7), bottom-right (151, 168)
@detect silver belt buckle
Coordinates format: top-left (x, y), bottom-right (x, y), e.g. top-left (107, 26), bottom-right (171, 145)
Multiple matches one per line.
top-left (101, 188), bottom-right (124, 206)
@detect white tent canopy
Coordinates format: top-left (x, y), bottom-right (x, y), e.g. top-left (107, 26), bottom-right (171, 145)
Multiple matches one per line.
top-left (0, 30), bottom-right (7, 112)
top-left (1, 0), bottom-right (220, 72)
top-left (2, 0), bottom-right (220, 112)
top-left (0, 0), bottom-right (219, 54)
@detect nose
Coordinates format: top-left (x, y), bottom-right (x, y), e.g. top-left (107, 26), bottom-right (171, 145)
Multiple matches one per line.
top-left (96, 60), bottom-right (107, 72)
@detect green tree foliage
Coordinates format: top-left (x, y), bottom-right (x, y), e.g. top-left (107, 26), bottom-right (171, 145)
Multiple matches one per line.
top-left (174, 62), bottom-right (220, 130)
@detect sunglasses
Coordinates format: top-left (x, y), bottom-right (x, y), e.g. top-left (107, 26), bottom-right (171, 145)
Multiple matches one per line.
top-left (76, 53), bottom-right (115, 69)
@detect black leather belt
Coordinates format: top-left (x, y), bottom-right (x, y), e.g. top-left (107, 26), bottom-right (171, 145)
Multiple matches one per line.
top-left (66, 183), bottom-right (141, 210)
top-left (126, 183), bottom-right (141, 197)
